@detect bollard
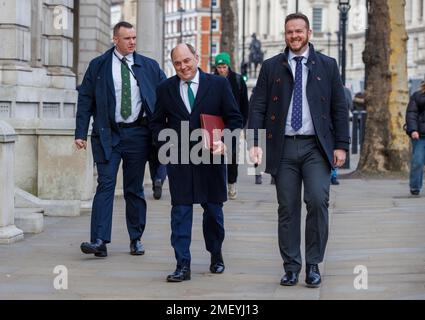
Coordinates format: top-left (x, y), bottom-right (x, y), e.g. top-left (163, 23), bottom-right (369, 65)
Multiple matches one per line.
top-left (0, 120), bottom-right (24, 244)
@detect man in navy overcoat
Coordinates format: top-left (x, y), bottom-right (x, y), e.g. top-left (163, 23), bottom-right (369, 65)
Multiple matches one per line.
top-left (248, 13), bottom-right (349, 288)
top-left (75, 21), bottom-right (166, 257)
top-left (150, 43), bottom-right (243, 282)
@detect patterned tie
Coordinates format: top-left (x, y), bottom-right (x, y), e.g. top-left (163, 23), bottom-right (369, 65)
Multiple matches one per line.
top-left (291, 56), bottom-right (303, 131)
top-left (186, 81), bottom-right (195, 110)
top-left (120, 57), bottom-right (132, 120)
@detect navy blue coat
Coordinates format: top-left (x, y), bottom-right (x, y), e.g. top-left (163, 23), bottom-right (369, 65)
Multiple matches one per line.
top-left (75, 47), bottom-right (167, 163)
top-left (248, 44), bottom-right (350, 174)
top-left (150, 70), bottom-right (243, 205)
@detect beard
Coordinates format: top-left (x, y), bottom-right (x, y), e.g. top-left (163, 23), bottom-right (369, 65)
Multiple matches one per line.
top-left (286, 37), bottom-right (309, 54)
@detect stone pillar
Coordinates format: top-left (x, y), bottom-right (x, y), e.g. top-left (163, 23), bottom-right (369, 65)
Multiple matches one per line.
top-left (0, 121), bottom-right (24, 244)
top-left (78, 0), bottom-right (112, 84)
top-left (137, 0), bottom-right (164, 66)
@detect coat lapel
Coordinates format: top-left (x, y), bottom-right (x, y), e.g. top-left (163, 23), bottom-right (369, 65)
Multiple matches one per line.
top-left (191, 69), bottom-right (209, 113)
top-left (168, 75), bottom-right (190, 117)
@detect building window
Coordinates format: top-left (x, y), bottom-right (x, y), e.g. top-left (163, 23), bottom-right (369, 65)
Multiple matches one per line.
top-left (212, 42), bottom-right (218, 55)
top-left (312, 8), bottom-right (323, 32)
top-left (212, 0), bottom-right (218, 8)
top-left (419, 0), bottom-right (424, 20)
top-left (212, 18), bottom-right (218, 31)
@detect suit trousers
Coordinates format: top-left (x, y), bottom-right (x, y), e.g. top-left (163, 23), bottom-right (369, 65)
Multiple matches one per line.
top-left (274, 136), bottom-right (331, 273)
top-left (170, 203), bottom-right (224, 268)
top-left (90, 125), bottom-right (151, 243)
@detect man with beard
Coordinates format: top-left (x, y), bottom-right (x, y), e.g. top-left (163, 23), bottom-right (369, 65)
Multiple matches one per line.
top-left (248, 13), bottom-right (349, 288)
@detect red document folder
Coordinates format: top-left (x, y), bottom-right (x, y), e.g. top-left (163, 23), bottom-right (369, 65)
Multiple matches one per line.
top-left (200, 114), bottom-right (225, 149)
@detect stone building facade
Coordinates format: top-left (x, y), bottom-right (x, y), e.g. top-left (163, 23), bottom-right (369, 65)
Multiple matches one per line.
top-left (238, 0), bottom-right (425, 93)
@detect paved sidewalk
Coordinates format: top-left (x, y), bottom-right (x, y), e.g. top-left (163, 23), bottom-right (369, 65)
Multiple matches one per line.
top-left (0, 163), bottom-right (424, 300)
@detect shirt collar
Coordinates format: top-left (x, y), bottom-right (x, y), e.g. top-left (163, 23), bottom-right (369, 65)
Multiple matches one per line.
top-left (113, 48), bottom-right (134, 63)
top-left (288, 46), bottom-right (310, 62)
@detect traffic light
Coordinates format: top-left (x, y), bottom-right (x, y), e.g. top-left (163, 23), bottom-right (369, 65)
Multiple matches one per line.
top-left (241, 62), bottom-right (248, 82)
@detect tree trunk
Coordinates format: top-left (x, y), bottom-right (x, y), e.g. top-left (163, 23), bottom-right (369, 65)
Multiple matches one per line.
top-left (357, 0), bottom-right (409, 174)
top-left (220, 0), bottom-right (238, 70)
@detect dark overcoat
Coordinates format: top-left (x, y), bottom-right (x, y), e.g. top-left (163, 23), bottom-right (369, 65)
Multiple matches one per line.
top-left (150, 69), bottom-right (243, 205)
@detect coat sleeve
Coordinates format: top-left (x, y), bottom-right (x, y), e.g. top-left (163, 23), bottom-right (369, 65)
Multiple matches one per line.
top-left (247, 61), bottom-right (269, 148)
top-left (149, 84), bottom-right (168, 148)
top-left (406, 92), bottom-right (419, 134)
top-left (220, 78), bottom-right (244, 131)
top-left (329, 59), bottom-right (350, 151)
top-left (75, 61), bottom-right (96, 140)
top-left (239, 77), bottom-right (250, 128)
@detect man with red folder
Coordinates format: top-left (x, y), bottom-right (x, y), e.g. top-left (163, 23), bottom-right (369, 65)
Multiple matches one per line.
top-left (150, 43), bottom-right (243, 282)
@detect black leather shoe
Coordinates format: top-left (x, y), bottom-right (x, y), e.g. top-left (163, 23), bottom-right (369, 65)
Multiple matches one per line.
top-left (210, 253), bottom-right (225, 273)
top-left (80, 239), bottom-right (107, 257)
top-left (410, 189), bottom-right (420, 196)
top-left (305, 264), bottom-right (321, 288)
top-left (280, 271), bottom-right (299, 286)
top-left (210, 261), bottom-right (225, 273)
top-left (153, 179), bottom-right (162, 200)
top-left (130, 239), bottom-right (145, 255)
top-left (166, 266), bottom-right (191, 282)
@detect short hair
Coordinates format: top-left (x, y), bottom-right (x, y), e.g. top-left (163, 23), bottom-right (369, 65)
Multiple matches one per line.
top-left (113, 21), bottom-right (134, 37)
top-left (285, 13), bottom-right (310, 30)
top-left (170, 43), bottom-right (197, 61)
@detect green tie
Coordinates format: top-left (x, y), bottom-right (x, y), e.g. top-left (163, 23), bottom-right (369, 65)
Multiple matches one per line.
top-left (121, 58), bottom-right (131, 120)
top-left (186, 81), bottom-right (195, 110)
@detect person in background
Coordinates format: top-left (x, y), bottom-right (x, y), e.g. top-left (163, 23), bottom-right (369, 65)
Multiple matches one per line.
top-left (214, 52), bottom-right (249, 199)
top-left (405, 81), bottom-right (425, 196)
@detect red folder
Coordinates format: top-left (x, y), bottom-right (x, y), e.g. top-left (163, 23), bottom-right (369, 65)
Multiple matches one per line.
top-left (200, 114), bottom-right (225, 149)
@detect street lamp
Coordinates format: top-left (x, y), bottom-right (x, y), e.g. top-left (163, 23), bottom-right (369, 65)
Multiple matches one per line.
top-left (241, 0), bottom-right (247, 78)
top-left (338, 0), bottom-right (351, 85)
top-left (326, 32), bottom-right (332, 56)
top-left (178, 6), bottom-right (185, 43)
top-left (338, 0), bottom-right (351, 169)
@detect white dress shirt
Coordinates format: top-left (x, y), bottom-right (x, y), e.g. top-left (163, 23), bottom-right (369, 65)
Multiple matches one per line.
top-left (285, 47), bottom-right (316, 136)
top-left (179, 69), bottom-right (200, 114)
top-left (112, 49), bottom-right (143, 123)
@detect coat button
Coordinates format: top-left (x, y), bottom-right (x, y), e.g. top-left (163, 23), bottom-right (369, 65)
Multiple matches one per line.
top-left (267, 133), bottom-right (273, 139)
top-left (270, 115), bottom-right (276, 121)
top-left (316, 76), bottom-right (321, 81)
top-left (321, 96), bottom-right (326, 101)
top-left (273, 96), bottom-right (279, 102)
top-left (276, 78), bottom-right (281, 83)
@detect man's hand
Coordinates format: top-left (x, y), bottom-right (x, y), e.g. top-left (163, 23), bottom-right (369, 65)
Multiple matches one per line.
top-left (212, 140), bottom-right (227, 155)
top-left (249, 146), bottom-right (263, 165)
top-left (75, 139), bottom-right (87, 150)
top-left (333, 149), bottom-right (346, 168)
top-left (411, 131), bottom-right (420, 140)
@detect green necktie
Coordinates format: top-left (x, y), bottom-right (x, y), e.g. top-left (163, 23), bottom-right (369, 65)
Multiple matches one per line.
top-left (186, 81), bottom-right (195, 110)
top-left (121, 58), bottom-right (131, 120)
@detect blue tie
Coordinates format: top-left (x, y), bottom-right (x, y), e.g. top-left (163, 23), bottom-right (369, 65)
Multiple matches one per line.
top-left (291, 56), bottom-right (303, 132)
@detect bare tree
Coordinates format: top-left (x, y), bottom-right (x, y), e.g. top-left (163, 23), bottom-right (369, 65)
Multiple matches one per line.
top-left (220, 0), bottom-right (238, 70)
top-left (357, 0), bottom-right (409, 174)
